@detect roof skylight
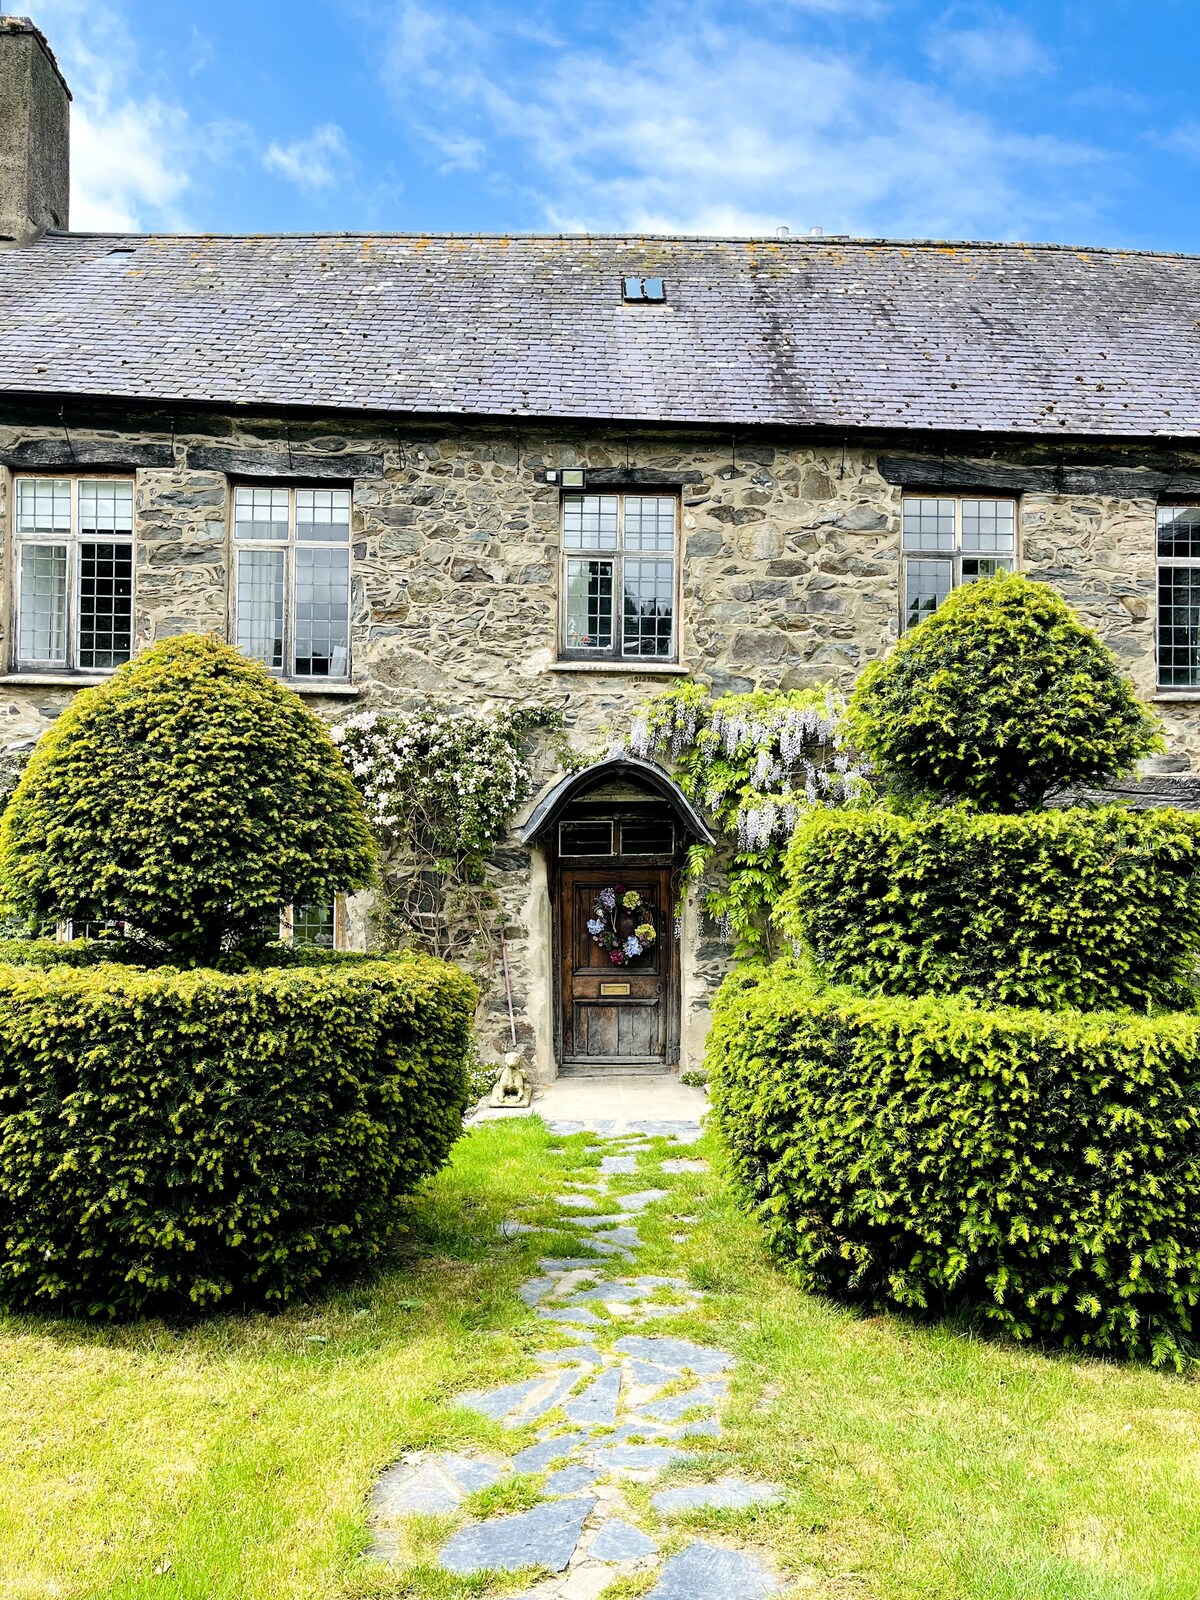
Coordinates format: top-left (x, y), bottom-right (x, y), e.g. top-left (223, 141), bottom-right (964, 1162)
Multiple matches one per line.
top-left (622, 276), bottom-right (666, 303)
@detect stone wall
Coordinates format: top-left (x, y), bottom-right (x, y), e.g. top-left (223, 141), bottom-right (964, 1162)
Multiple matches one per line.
top-left (2, 403), bottom-right (1199, 1070)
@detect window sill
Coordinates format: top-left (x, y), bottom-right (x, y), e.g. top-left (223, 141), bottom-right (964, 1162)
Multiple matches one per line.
top-left (1154, 692), bottom-right (1200, 704)
top-left (0, 672), bottom-right (111, 688)
top-left (548, 660), bottom-right (689, 676)
top-left (0, 672), bottom-right (361, 698)
top-left (283, 680), bottom-right (361, 697)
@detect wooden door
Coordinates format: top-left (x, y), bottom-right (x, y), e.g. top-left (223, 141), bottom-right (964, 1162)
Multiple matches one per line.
top-left (559, 867), bottom-right (673, 1065)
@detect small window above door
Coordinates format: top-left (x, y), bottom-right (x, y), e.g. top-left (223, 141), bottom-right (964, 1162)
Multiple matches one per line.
top-left (559, 819), bottom-right (615, 857)
top-left (620, 818), bottom-right (675, 855)
top-left (557, 816), bottom-right (676, 857)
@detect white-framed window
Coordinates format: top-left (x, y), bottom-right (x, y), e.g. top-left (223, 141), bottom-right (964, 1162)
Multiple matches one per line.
top-left (1157, 505), bottom-right (1200, 688)
top-left (279, 897), bottom-right (345, 950)
top-left (233, 485), bottom-right (351, 679)
top-left (560, 492), bottom-right (678, 661)
top-left (12, 476), bottom-right (134, 671)
top-left (902, 496), bottom-right (1016, 630)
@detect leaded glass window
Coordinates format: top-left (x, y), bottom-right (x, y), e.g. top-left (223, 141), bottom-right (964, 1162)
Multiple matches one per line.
top-left (1157, 507), bottom-right (1200, 688)
top-left (560, 492), bottom-right (677, 661)
top-left (13, 476), bottom-right (134, 671)
top-left (233, 485), bottom-right (350, 679)
top-left (901, 496), bottom-right (1016, 630)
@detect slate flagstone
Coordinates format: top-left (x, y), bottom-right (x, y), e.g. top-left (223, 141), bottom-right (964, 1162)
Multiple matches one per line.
top-left (651, 1477), bottom-right (783, 1513)
top-left (459, 1375), bottom-right (549, 1421)
top-left (438, 1495), bottom-right (595, 1575)
top-left (544, 1463), bottom-right (599, 1494)
top-left (589, 1442), bottom-right (685, 1472)
top-left (370, 1453), bottom-right (502, 1517)
top-left (518, 1275), bottom-right (558, 1307)
top-left (587, 1518), bottom-right (660, 1561)
top-left (613, 1190), bottom-right (670, 1211)
top-left (536, 1306), bottom-right (604, 1327)
top-left (522, 1368), bottom-right (586, 1422)
top-left (644, 1540), bottom-right (780, 1598)
top-left (613, 1336), bottom-right (734, 1375)
top-left (512, 1433), bottom-right (589, 1471)
top-left (563, 1367), bottom-right (621, 1427)
top-left (641, 1381), bottom-right (727, 1422)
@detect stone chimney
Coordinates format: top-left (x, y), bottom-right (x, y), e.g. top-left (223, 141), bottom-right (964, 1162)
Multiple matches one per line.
top-left (0, 16), bottom-right (70, 246)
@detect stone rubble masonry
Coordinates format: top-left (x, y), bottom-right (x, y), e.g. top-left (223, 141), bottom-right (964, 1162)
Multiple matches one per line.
top-left (0, 405), bottom-right (1195, 1071)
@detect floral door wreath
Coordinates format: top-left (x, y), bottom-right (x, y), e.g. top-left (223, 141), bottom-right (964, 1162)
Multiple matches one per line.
top-left (587, 884), bottom-right (658, 966)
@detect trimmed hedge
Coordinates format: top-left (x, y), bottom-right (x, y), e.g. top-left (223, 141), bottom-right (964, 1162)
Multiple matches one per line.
top-left (0, 952), bottom-right (475, 1317)
top-left (707, 964), bottom-right (1200, 1366)
top-left (846, 573), bottom-right (1161, 809)
top-left (779, 803), bottom-right (1200, 1011)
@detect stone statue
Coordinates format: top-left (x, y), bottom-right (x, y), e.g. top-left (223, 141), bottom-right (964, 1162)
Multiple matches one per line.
top-left (489, 1050), bottom-right (533, 1109)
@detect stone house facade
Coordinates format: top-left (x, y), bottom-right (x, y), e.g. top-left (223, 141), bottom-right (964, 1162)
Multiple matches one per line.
top-left (3, 16), bottom-right (1200, 1077)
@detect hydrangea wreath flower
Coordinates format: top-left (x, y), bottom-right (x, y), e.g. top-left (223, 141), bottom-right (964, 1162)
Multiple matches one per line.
top-left (586, 884), bottom-right (658, 966)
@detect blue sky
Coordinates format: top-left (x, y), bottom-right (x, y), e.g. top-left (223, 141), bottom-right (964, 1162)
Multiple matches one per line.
top-left (23, 0), bottom-right (1200, 250)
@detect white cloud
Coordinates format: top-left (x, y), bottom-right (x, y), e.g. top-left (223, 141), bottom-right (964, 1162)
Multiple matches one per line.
top-left (925, 18), bottom-right (1052, 80)
top-left (263, 124), bottom-right (351, 190)
top-left (1155, 121), bottom-right (1200, 162)
top-left (367, 1), bottom-right (1104, 241)
top-left (25, 0), bottom-right (197, 230)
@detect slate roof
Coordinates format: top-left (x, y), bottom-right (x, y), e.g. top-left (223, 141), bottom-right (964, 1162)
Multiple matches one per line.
top-left (0, 229), bottom-right (1198, 437)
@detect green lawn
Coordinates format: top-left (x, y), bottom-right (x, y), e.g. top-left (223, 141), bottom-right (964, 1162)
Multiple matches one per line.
top-left (2, 1117), bottom-right (1200, 1599)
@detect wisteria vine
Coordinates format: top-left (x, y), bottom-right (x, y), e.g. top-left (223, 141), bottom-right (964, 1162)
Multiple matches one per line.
top-left (626, 681), bottom-right (872, 956)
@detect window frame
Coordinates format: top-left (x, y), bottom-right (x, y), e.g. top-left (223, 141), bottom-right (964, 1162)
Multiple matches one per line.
top-left (558, 489), bottom-right (680, 664)
top-left (1155, 503), bottom-right (1200, 690)
top-left (10, 473), bottom-right (136, 674)
top-left (900, 493), bottom-right (1019, 632)
top-left (229, 481), bottom-right (353, 682)
top-left (279, 896), bottom-right (347, 951)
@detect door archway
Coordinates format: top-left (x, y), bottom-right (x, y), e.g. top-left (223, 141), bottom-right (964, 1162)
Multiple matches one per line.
top-left (520, 756), bottom-right (713, 1072)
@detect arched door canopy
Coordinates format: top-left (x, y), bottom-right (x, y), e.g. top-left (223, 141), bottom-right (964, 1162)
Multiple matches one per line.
top-left (518, 754), bottom-right (715, 847)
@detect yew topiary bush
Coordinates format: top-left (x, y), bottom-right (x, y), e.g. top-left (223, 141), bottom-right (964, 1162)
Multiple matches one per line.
top-left (0, 635), bottom-right (375, 960)
top-left (710, 577), bottom-right (1200, 1364)
top-left (780, 803), bottom-right (1200, 1010)
top-left (708, 966), bottom-right (1200, 1367)
top-left (0, 637), bottom-right (480, 1319)
top-left (0, 949), bottom-right (475, 1317)
top-left (847, 573), bottom-right (1161, 809)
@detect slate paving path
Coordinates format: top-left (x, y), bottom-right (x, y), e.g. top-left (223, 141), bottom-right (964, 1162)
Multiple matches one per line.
top-left (367, 1127), bottom-right (786, 1597)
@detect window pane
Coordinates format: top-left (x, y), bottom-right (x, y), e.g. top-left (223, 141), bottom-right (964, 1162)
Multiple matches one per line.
top-left (293, 901), bottom-right (336, 949)
top-left (78, 543), bottom-right (133, 669)
top-left (233, 485), bottom-right (289, 540)
top-left (904, 558), bottom-right (953, 629)
top-left (565, 558), bottom-right (614, 650)
top-left (623, 557), bottom-right (675, 657)
top-left (563, 494), bottom-right (619, 550)
top-left (79, 480), bottom-right (133, 535)
top-left (294, 546), bottom-right (350, 677)
top-left (961, 556), bottom-right (1014, 582)
top-left (17, 543), bottom-right (67, 662)
top-left (1159, 565), bottom-right (1200, 688)
top-left (961, 499), bottom-right (1015, 553)
top-left (1158, 506), bottom-right (1200, 559)
top-left (620, 818), bottom-right (674, 855)
top-left (624, 496), bottom-right (676, 552)
top-left (902, 497), bottom-right (956, 551)
top-left (236, 548), bottom-right (285, 670)
top-left (559, 820), bottom-right (614, 856)
top-left (295, 487), bottom-right (350, 542)
top-left (16, 478), bottom-right (70, 533)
